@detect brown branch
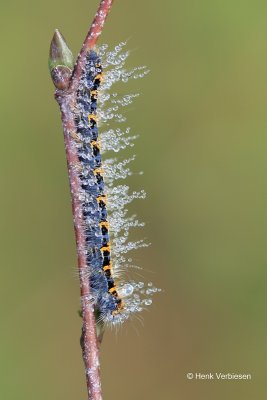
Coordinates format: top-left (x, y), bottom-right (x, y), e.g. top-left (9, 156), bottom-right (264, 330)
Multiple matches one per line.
top-left (49, 1), bottom-right (115, 399)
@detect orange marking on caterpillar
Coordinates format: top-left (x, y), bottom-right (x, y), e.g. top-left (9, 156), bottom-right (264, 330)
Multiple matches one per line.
top-left (100, 221), bottom-right (109, 229)
top-left (101, 243), bottom-right (111, 252)
top-left (88, 113), bottom-right (97, 122)
top-left (96, 195), bottom-right (107, 204)
top-left (94, 73), bottom-right (103, 82)
top-left (109, 286), bottom-right (118, 295)
top-left (103, 264), bottom-right (112, 272)
top-left (93, 168), bottom-right (104, 175)
top-left (90, 90), bottom-right (98, 98)
top-left (91, 140), bottom-right (101, 149)
top-left (112, 301), bottom-right (124, 315)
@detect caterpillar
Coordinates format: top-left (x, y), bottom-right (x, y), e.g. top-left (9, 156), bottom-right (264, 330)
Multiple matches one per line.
top-left (74, 43), bottom-right (160, 325)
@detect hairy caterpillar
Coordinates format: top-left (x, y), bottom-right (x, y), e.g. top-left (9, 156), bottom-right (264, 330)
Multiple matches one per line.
top-left (74, 42), bottom-right (160, 325)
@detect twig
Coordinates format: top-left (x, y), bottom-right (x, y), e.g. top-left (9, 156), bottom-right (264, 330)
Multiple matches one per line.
top-left (49, 1), bottom-right (115, 399)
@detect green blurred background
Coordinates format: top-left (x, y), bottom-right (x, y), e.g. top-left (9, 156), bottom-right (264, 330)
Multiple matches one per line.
top-left (0, 0), bottom-right (267, 398)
